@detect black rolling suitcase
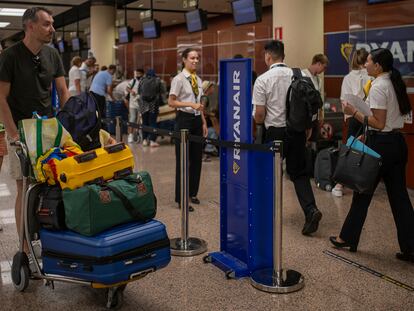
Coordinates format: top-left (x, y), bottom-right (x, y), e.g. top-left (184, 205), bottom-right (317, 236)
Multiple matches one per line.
top-left (314, 147), bottom-right (338, 191)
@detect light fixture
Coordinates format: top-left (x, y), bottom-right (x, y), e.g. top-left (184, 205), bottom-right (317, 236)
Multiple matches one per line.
top-left (0, 22), bottom-right (10, 28)
top-left (0, 8), bottom-right (26, 17)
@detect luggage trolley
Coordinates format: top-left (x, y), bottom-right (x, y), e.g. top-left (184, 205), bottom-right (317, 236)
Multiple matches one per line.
top-left (10, 140), bottom-right (154, 309)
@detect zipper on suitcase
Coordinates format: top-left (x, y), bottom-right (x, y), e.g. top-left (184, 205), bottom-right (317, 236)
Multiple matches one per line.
top-left (42, 237), bottom-right (170, 265)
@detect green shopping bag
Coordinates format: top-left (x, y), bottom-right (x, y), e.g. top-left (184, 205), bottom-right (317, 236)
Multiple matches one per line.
top-left (63, 172), bottom-right (157, 236)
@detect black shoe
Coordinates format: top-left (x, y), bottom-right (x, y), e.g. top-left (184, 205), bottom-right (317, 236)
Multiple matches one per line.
top-left (190, 197), bottom-right (200, 204)
top-left (302, 209), bottom-right (322, 235)
top-left (177, 204), bottom-right (195, 212)
top-left (329, 236), bottom-right (357, 252)
top-left (396, 252), bottom-right (414, 263)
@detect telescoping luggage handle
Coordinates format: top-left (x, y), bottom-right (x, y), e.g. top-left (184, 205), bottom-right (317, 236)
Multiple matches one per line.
top-left (104, 177), bottom-right (154, 222)
top-left (73, 142), bottom-right (127, 164)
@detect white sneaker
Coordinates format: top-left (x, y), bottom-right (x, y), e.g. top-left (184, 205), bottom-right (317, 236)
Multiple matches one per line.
top-left (127, 133), bottom-right (134, 143)
top-left (142, 139), bottom-right (149, 146)
top-left (150, 141), bottom-right (159, 147)
top-left (332, 186), bottom-right (343, 197)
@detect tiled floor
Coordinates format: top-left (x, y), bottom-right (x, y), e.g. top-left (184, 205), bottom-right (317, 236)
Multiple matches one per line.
top-left (0, 138), bottom-right (413, 311)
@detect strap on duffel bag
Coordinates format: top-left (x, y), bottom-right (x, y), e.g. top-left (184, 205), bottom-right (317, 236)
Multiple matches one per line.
top-left (63, 172), bottom-right (157, 236)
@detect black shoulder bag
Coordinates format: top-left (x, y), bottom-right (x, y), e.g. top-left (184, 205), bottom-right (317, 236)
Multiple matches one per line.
top-left (332, 116), bottom-right (382, 194)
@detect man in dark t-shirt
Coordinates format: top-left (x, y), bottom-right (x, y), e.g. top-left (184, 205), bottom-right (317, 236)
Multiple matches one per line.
top-left (0, 7), bottom-right (69, 254)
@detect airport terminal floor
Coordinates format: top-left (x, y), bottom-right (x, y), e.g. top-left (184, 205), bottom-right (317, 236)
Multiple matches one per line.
top-left (0, 138), bottom-right (413, 311)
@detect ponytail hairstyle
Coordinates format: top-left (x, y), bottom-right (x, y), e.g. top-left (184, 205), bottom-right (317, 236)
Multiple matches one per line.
top-left (181, 48), bottom-right (198, 70)
top-left (370, 48), bottom-right (412, 115)
top-left (351, 48), bottom-right (368, 70)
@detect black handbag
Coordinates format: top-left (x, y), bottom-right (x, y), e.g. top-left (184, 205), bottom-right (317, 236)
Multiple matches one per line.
top-left (36, 186), bottom-right (66, 230)
top-left (332, 117), bottom-right (382, 194)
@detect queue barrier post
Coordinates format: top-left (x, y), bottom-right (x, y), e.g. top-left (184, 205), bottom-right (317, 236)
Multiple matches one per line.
top-left (115, 116), bottom-right (122, 143)
top-left (170, 129), bottom-right (207, 256)
top-left (250, 140), bottom-right (305, 293)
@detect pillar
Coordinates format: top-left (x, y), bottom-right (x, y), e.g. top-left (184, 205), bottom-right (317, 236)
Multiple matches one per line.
top-left (90, 0), bottom-right (116, 67)
top-left (272, 0), bottom-right (324, 70)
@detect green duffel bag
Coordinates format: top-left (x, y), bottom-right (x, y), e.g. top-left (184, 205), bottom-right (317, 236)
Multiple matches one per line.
top-left (63, 171), bottom-right (157, 236)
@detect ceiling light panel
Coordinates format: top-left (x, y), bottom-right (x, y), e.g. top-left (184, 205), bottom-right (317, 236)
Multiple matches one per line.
top-left (0, 22), bottom-right (10, 28)
top-left (0, 8), bottom-right (26, 17)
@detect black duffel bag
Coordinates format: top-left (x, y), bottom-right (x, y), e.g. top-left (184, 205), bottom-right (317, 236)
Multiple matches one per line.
top-left (36, 186), bottom-right (66, 230)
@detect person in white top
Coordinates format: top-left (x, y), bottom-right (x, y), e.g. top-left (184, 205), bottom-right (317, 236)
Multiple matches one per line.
top-left (126, 69), bottom-right (144, 143)
top-left (302, 54), bottom-right (329, 141)
top-left (330, 48), bottom-right (414, 264)
top-left (68, 56), bottom-right (84, 96)
top-left (332, 48), bottom-right (370, 197)
top-left (169, 48), bottom-right (208, 212)
top-left (79, 55), bottom-right (96, 91)
top-left (253, 40), bottom-right (322, 236)
top-left (302, 54), bottom-right (329, 95)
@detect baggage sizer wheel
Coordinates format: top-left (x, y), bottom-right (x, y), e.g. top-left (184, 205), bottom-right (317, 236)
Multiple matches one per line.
top-left (11, 252), bottom-right (30, 292)
top-left (105, 285), bottom-right (126, 309)
top-left (225, 270), bottom-right (236, 280)
top-left (202, 255), bottom-right (212, 264)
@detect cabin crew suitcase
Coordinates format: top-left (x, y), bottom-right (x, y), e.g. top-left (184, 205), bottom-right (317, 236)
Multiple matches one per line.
top-left (40, 220), bottom-right (171, 285)
top-left (55, 142), bottom-right (134, 190)
top-left (314, 147), bottom-right (338, 191)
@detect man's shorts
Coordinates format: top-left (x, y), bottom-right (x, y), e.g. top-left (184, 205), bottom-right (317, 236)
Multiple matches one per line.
top-left (6, 135), bottom-right (22, 180)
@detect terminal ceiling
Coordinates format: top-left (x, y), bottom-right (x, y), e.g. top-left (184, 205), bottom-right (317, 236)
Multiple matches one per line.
top-left (0, 0), bottom-right (272, 41)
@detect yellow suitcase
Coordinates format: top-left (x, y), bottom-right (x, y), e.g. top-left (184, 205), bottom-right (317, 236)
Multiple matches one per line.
top-left (56, 142), bottom-right (134, 190)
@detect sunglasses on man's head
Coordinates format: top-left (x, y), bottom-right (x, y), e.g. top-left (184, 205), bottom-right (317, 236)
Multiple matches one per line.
top-left (32, 55), bottom-right (41, 70)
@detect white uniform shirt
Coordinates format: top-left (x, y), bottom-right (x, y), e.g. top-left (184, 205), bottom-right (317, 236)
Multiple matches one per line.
top-left (366, 73), bottom-right (404, 132)
top-left (252, 63), bottom-right (292, 129)
top-left (302, 68), bottom-right (322, 94)
top-left (169, 69), bottom-right (203, 116)
top-left (340, 69), bottom-right (370, 100)
top-left (340, 69), bottom-right (370, 120)
top-left (68, 65), bottom-right (85, 96)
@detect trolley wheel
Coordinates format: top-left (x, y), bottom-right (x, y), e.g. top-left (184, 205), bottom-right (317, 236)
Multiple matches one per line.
top-left (105, 287), bottom-right (124, 309)
top-left (225, 270), bottom-right (236, 280)
top-left (13, 264), bottom-right (30, 292)
top-left (11, 252), bottom-right (30, 291)
top-left (203, 255), bottom-right (212, 264)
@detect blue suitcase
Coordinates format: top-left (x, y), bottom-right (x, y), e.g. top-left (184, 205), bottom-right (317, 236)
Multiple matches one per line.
top-left (40, 220), bottom-right (171, 285)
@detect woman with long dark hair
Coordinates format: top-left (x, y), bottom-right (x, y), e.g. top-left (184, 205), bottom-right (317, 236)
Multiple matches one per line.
top-left (330, 48), bottom-right (414, 263)
top-left (168, 48), bottom-right (208, 212)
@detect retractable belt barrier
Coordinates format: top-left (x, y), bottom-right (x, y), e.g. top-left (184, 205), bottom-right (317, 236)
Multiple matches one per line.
top-left (102, 115), bottom-right (303, 293)
top-left (101, 117), bottom-right (277, 153)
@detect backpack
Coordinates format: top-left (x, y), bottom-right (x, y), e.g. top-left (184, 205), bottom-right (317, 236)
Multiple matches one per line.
top-left (286, 68), bottom-right (323, 132)
top-left (57, 92), bottom-right (101, 151)
top-left (139, 76), bottom-right (160, 103)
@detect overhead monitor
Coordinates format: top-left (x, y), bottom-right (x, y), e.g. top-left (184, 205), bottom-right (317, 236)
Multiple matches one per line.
top-left (367, 0), bottom-right (399, 3)
top-left (142, 19), bottom-right (161, 39)
top-left (57, 40), bottom-right (65, 53)
top-left (231, 0), bottom-right (262, 26)
top-left (185, 9), bottom-right (208, 33)
top-left (118, 26), bottom-right (133, 43)
top-left (71, 37), bottom-right (81, 51)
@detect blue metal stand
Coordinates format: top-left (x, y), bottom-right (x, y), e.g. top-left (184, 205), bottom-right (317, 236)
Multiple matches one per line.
top-left (205, 59), bottom-right (274, 279)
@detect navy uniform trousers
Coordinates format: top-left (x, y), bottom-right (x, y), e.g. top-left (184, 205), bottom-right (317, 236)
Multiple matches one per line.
top-left (174, 111), bottom-right (203, 204)
top-left (340, 131), bottom-right (414, 253)
top-left (265, 126), bottom-right (318, 216)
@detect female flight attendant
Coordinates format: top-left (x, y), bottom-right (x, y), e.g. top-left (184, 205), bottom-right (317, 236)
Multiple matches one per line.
top-left (332, 48), bottom-right (370, 197)
top-left (330, 48), bottom-right (414, 263)
top-left (168, 48), bottom-right (208, 212)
